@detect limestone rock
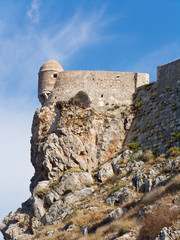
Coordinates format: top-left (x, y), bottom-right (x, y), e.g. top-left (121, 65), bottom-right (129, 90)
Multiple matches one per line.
top-left (120, 149), bottom-right (132, 161)
top-left (55, 172), bottom-right (94, 194)
top-left (32, 180), bottom-right (50, 196)
top-left (30, 103), bottom-right (133, 191)
top-left (108, 207), bottom-right (126, 219)
top-left (42, 200), bottom-right (72, 225)
top-left (64, 187), bottom-right (94, 205)
top-left (0, 212), bottom-right (30, 240)
top-left (32, 196), bottom-right (46, 219)
top-left (31, 217), bottom-right (41, 234)
top-left (45, 191), bottom-right (60, 205)
top-left (106, 187), bottom-right (136, 205)
top-left (46, 229), bottom-right (58, 236)
top-left (155, 227), bottom-right (180, 240)
top-left (97, 162), bottom-right (114, 182)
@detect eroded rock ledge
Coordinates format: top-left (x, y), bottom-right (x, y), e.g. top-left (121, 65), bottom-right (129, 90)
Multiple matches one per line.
top-left (30, 102), bottom-right (134, 192)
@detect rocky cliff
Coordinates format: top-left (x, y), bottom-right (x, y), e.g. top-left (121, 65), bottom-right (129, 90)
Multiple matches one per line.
top-left (0, 61), bottom-right (180, 240)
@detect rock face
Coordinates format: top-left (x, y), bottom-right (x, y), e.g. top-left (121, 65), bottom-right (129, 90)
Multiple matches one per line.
top-left (30, 102), bottom-right (133, 191)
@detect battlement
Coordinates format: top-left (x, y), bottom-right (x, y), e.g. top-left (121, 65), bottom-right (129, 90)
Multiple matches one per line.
top-left (38, 60), bottom-right (149, 107)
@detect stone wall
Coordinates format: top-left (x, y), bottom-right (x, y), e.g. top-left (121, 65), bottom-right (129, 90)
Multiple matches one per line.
top-left (157, 59), bottom-right (180, 92)
top-left (44, 70), bottom-right (149, 108)
top-left (126, 60), bottom-right (180, 155)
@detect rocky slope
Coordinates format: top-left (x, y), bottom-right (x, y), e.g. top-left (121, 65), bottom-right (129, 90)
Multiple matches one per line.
top-left (0, 99), bottom-right (180, 240)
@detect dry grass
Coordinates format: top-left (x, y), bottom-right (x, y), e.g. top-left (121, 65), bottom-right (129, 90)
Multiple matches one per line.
top-left (30, 204), bottom-right (115, 240)
top-left (141, 173), bottom-right (180, 205)
top-left (155, 154), bottom-right (166, 163)
top-left (138, 204), bottom-right (180, 240)
top-left (140, 150), bottom-right (155, 164)
top-left (78, 218), bottom-right (136, 240)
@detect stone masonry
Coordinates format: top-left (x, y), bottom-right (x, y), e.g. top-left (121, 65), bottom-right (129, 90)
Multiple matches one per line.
top-left (126, 59), bottom-right (180, 155)
top-left (38, 60), bottom-right (149, 108)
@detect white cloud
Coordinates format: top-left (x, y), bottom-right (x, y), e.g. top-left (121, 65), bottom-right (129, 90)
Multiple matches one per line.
top-left (27, 0), bottom-right (41, 24)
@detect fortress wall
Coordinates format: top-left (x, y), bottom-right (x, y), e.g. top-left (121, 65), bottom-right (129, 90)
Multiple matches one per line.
top-left (157, 59), bottom-right (180, 91)
top-left (48, 70), bottom-right (149, 107)
top-left (126, 81), bottom-right (180, 155)
top-left (135, 73), bottom-right (149, 89)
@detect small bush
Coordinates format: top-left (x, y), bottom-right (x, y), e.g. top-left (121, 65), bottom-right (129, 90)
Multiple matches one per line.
top-left (70, 91), bottom-right (91, 109)
top-left (176, 132), bottom-right (180, 139)
top-left (168, 147), bottom-right (180, 157)
top-left (35, 188), bottom-right (51, 198)
top-left (135, 98), bottom-right (142, 109)
top-left (140, 150), bottom-right (154, 164)
top-left (171, 104), bottom-right (177, 110)
top-left (49, 180), bottom-right (59, 189)
top-left (127, 142), bottom-right (141, 153)
top-left (155, 154), bottom-right (166, 163)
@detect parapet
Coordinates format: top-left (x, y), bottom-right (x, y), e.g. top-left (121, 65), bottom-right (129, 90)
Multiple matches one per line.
top-left (38, 60), bottom-right (149, 107)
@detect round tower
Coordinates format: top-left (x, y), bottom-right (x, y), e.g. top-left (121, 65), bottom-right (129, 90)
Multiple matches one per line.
top-left (38, 60), bottom-right (64, 105)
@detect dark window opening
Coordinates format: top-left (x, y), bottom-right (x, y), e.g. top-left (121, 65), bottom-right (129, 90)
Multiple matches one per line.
top-left (101, 94), bottom-right (103, 98)
top-left (54, 73), bottom-right (57, 78)
top-left (117, 76), bottom-right (120, 78)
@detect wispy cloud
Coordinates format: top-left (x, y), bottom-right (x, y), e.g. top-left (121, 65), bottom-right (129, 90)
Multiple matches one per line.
top-left (0, 8), bottom-right (108, 98)
top-left (27, 0), bottom-right (41, 24)
top-left (40, 11), bottom-right (106, 62)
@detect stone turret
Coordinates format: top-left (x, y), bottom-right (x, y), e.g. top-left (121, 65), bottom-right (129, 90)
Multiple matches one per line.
top-left (38, 60), bottom-right (64, 105)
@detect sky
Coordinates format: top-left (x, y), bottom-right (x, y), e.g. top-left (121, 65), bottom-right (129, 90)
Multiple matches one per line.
top-left (0, 0), bottom-right (180, 227)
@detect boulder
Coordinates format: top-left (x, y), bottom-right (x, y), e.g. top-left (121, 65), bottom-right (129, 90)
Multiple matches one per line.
top-left (64, 187), bottom-right (94, 205)
top-left (106, 187), bottom-right (136, 205)
top-left (32, 197), bottom-right (46, 219)
top-left (54, 172), bottom-right (94, 194)
top-left (155, 226), bottom-right (180, 240)
top-left (33, 180), bottom-right (50, 196)
top-left (108, 207), bottom-right (126, 219)
top-left (97, 162), bottom-right (114, 182)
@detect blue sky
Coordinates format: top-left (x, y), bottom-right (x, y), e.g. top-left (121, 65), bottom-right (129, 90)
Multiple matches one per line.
top-left (0, 0), bottom-right (179, 225)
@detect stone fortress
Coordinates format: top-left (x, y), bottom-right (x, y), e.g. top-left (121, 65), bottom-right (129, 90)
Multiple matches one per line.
top-left (38, 60), bottom-right (149, 107)
top-left (38, 59), bottom-right (180, 155)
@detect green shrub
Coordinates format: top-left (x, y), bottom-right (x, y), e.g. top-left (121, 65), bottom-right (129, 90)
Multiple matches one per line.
top-left (171, 132), bottom-right (176, 137)
top-left (70, 91), bottom-right (91, 109)
top-left (168, 147), bottom-right (180, 157)
top-left (49, 180), bottom-right (59, 189)
top-left (127, 142), bottom-right (140, 153)
top-left (155, 113), bottom-right (159, 118)
top-left (171, 104), bottom-right (177, 110)
top-left (176, 132), bottom-right (180, 139)
top-left (135, 98), bottom-right (142, 109)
